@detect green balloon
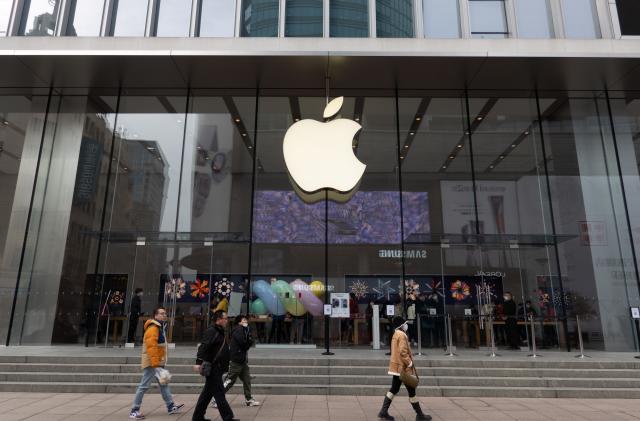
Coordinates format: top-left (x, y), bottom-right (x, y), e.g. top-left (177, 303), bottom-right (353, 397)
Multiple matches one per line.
top-left (250, 298), bottom-right (268, 315)
top-left (272, 279), bottom-right (306, 316)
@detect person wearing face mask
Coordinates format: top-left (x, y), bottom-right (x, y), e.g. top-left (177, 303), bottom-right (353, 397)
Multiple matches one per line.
top-left (378, 316), bottom-right (431, 421)
top-left (215, 314), bottom-right (260, 408)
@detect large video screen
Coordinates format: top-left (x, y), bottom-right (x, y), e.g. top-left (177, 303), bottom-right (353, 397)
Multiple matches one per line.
top-left (252, 191), bottom-right (429, 244)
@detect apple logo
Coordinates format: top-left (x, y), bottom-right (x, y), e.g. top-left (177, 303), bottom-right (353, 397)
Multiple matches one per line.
top-left (283, 96), bottom-right (366, 203)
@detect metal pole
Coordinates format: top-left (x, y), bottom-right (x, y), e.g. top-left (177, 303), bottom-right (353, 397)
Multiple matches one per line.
top-left (528, 315), bottom-right (541, 358)
top-left (488, 316), bottom-right (499, 357)
top-left (445, 314), bottom-right (456, 357)
top-left (104, 313), bottom-right (110, 348)
top-left (575, 315), bottom-right (590, 358)
top-left (417, 314), bottom-right (422, 356)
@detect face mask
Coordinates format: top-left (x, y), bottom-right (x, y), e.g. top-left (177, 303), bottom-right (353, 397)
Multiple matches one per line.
top-left (401, 323), bottom-right (408, 332)
top-left (504, 296), bottom-right (510, 301)
top-left (240, 322), bottom-right (248, 328)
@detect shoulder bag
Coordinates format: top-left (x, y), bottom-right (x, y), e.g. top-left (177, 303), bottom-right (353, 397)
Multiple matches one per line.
top-left (400, 365), bottom-right (420, 389)
top-left (199, 335), bottom-right (226, 377)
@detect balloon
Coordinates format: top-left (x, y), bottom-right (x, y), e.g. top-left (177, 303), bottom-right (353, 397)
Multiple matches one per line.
top-left (252, 280), bottom-right (285, 316)
top-left (250, 298), bottom-right (267, 315)
top-left (291, 279), bottom-right (324, 317)
top-left (270, 279), bottom-right (306, 316)
top-left (310, 280), bottom-right (325, 299)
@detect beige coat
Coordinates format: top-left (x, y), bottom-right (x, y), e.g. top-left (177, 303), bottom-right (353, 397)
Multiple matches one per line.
top-left (388, 328), bottom-right (413, 376)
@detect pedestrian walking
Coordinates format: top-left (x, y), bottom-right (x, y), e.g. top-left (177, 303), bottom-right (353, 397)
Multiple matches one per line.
top-left (129, 306), bottom-right (183, 420)
top-left (127, 288), bottom-right (144, 343)
top-left (378, 315), bottom-right (431, 421)
top-left (212, 315), bottom-right (261, 408)
top-left (192, 310), bottom-right (239, 421)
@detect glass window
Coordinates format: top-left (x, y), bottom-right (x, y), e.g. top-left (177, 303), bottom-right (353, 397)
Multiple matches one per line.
top-left (515, 0), bottom-right (553, 38)
top-left (285, 0), bottom-right (323, 37)
top-left (199, 0), bottom-right (236, 37)
top-left (66, 0), bottom-right (105, 36)
top-left (376, 0), bottom-right (413, 38)
top-left (111, 0), bottom-right (148, 36)
top-left (19, 0), bottom-right (59, 36)
top-left (0, 0), bottom-right (13, 36)
top-left (330, 0), bottom-right (368, 37)
top-left (468, 0), bottom-right (507, 39)
top-left (240, 0), bottom-right (279, 36)
top-left (617, 0), bottom-right (640, 36)
top-left (423, 0), bottom-right (460, 38)
top-left (561, 0), bottom-right (600, 39)
top-left (155, 0), bottom-right (192, 37)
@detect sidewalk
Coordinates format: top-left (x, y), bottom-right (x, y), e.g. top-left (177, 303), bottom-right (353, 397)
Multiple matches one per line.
top-left (0, 393), bottom-right (638, 421)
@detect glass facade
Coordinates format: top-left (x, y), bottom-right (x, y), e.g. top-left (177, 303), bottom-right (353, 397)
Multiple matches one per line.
top-left (198, 0), bottom-right (237, 37)
top-left (155, 0), bottom-right (192, 37)
top-left (330, 0), bottom-right (369, 37)
top-left (423, 0), bottom-right (460, 38)
top-left (19, 0), bottom-right (59, 36)
top-left (376, 0), bottom-right (414, 38)
top-left (562, 0), bottom-right (601, 39)
top-left (240, 0), bottom-right (279, 37)
top-left (515, 0), bottom-right (553, 39)
top-left (285, 0), bottom-right (323, 37)
top-left (110, 0), bottom-right (148, 36)
top-left (1, 87), bottom-right (640, 353)
top-left (66, 0), bottom-right (105, 36)
top-left (469, 0), bottom-right (508, 39)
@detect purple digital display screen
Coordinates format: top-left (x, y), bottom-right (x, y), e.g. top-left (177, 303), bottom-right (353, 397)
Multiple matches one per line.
top-left (252, 191), bottom-right (430, 244)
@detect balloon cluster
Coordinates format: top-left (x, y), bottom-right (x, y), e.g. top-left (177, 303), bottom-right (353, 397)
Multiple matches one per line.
top-left (250, 279), bottom-right (325, 316)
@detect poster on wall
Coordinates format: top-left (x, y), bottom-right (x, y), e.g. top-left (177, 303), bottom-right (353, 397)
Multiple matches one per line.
top-left (330, 293), bottom-right (350, 318)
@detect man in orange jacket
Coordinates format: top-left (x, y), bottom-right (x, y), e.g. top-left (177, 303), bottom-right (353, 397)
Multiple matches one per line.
top-left (129, 306), bottom-right (184, 420)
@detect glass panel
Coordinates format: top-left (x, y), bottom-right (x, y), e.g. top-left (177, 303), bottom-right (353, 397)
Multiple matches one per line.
top-left (0, 93), bottom-right (50, 344)
top-left (376, 0), bottom-right (414, 38)
top-left (0, 0), bottom-right (13, 36)
top-left (423, 0), bottom-right (460, 38)
top-left (617, 0), bottom-right (640, 36)
top-left (540, 94), bottom-right (639, 350)
top-left (66, 0), bottom-right (105, 36)
top-left (240, 0), bottom-right (279, 36)
top-left (112, 0), bottom-right (148, 36)
top-left (469, 0), bottom-right (507, 39)
top-left (515, 0), bottom-right (553, 38)
top-left (20, 0), bottom-right (59, 36)
top-left (199, 0), bottom-right (236, 37)
top-left (330, 0), bottom-right (369, 37)
top-left (285, 0), bottom-right (323, 37)
top-left (156, 0), bottom-right (192, 37)
top-left (562, 0), bottom-right (600, 39)
top-left (251, 92), bottom-right (326, 345)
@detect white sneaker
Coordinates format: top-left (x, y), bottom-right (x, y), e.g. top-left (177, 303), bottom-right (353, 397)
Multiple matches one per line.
top-left (245, 398), bottom-right (261, 407)
top-left (210, 400), bottom-right (218, 408)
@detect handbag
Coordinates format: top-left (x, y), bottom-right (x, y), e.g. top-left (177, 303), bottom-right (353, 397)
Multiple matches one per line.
top-left (155, 367), bottom-right (172, 385)
top-left (400, 365), bottom-right (420, 389)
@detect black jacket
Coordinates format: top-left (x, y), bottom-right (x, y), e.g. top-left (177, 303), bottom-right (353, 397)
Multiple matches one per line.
top-left (229, 325), bottom-right (254, 364)
top-left (130, 296), bottom-right (142, 318)
top-left (196, 324), bottom-right (229, 372)
top-left (503, 300), bottom-right (517, 317)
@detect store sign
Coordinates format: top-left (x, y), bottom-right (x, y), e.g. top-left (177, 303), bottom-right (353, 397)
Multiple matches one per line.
top-left (378, 249), bottom-right (428, 259)
top-left (283, 97), bottom-right (365, 199)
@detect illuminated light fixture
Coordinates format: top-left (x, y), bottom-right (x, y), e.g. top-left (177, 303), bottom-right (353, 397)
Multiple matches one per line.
top-left (499, 155), bottom-right (505, 159)
top-left (242, 133), bottom-right (247, 137)
top-left (283, 96), bottom-right (365, 198)
top-left (477, 116), bottom-right (483, 121)
top-left (400, 156), bottom-right (405, 160)
top-left (511, 144), bottom-right (516, 148)
top-left (524, 131), bottom-right (530, 135)
top-left (248, 145), bottom-right (253, 149)
top-left (404, 145), bottom-right (409, 149)
top-left (355, 118), bottom-right (360, 122)
top-left (442, 165), bottom-right (447, 169)
top-left (457, 144), bottom-right (463, 148)
top-left (409, 132), bottom-right (415, 136)
top-left (235, 118), bottom-right (241, 122)
top-left (415, 116), bottom-right (421, 121)
top-left (449, 155), bottom-right (455, 159)
top-left (123, 167), bottom-right (128, 171)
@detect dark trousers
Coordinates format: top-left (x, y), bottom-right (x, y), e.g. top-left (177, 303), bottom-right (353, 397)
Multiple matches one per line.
top-left (506, 317), bottom-right (519, 348)
top-left (127, 316), bottom-right (139, 343)
top-left (192, 371), bottom-right (234, 421)
top-left (389, 375), bottom-right (416, 397)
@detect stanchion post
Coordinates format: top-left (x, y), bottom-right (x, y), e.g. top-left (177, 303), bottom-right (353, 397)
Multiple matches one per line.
top-left (417, 314), bottom-right (423, 356)
top-left (488, 316), bottom-right (499, 357)
top-left (527, 315), bottom-right (541, 358)
top-left (104, 314), bottom-right (110, 348)
top-left (445, 314), bottom-right (457, 357)
top-left (575, 315), bottom-right (590, 358)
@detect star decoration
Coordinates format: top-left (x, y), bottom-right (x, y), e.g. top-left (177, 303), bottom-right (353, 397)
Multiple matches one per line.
top-left (350, 280), bottom-right (369, 299)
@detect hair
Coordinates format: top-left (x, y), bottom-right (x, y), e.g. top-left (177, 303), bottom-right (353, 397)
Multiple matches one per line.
top-left (212, 310), bottom-right (227, 322)
top-left (153, 306), bottom-right (166, 317)
top-left (234, 314), bottom-right (247, 325)
top-left (134, 288), bottom-right (143, 294)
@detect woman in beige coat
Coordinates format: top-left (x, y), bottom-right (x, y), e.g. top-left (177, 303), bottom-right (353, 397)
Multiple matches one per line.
top-left (378, 316), bottom-right (431, 421)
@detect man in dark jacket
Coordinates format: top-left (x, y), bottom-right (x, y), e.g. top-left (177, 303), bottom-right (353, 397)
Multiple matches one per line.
top-left (220, 315), bottom-right (260, 407)
top-left (192, 311), bottom-right (237, 421)
top-left (127, 288), bottom-right (143, 343)
top-left (503, 292), bottom-right (520, 350)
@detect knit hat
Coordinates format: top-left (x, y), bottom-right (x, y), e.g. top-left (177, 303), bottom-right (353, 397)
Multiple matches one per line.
top-left (392, 315), bottom-right (407, 329)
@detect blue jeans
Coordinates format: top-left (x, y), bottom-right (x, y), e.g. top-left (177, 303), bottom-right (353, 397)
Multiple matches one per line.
top-left (132, 367), bottom-right (174, 411)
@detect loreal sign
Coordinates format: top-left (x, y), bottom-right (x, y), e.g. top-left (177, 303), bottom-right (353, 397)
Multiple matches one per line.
top-left (378, 249), bottom-right (428, 259)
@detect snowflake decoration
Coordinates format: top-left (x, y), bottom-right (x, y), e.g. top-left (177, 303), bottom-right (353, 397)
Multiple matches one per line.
top-left (372, 279), bottom-right (396, 301)
top-left (350, 280), bottom-right (369, 299)
top-left (190, 279), bottom-right (210, 299)
top-left (424, 279), bottom-right (444, 299)
top-left (215, 278), bottom-right (234, 297)
top-left (450, 280), bottom-right (471, 302)
top-left (110, 290), bottom-right (124, 305)
top-left (165, 278), bottom-right (186, 300)
top-left (404, 279), bottom-right (420, 300)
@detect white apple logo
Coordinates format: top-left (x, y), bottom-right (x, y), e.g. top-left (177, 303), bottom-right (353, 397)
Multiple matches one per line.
top-left (283, 97), bottom-right (366, 197)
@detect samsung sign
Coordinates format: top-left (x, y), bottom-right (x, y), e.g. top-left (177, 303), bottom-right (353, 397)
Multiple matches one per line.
top-left (378, 249), bottom-right (428, 259)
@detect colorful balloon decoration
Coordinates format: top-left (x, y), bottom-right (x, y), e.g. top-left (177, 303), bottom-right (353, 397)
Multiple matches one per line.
top-left (309, 280), bottom-right (325, 299)
top-left (250, 298), bottom-right (268, 315)
top-left (270, 279), bottom-right (306, 316)
top-left (252, 279), bottom-right (286, 316)
top-left (291, 279), bottom-right (324, 316)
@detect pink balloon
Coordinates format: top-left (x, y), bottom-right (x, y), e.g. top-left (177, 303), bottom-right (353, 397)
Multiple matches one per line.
top-left (290, 279), bottom-right (324, 316)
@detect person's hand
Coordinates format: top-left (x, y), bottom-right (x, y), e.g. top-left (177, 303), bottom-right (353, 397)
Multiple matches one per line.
top-left (192, 365), bottom-right (201, 374)
top-left (408, 361), bottom-right (413, 368)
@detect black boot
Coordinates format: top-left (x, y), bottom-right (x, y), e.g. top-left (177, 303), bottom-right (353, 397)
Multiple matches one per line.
top-left (377, 395), bottom-right (395, 420)
top-left (411, 402), bottom-right (432, 421)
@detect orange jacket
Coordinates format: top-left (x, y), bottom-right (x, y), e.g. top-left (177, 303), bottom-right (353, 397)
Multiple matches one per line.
top-left (388, 329), bottom-right (413, 376)
top-left (141, 319), bottom-right (167, 369)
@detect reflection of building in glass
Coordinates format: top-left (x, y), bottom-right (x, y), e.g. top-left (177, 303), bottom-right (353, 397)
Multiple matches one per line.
top-left (376, 0), bottom-right (414, 37)
top-left (241, 0), bottom-right (279, 36)
top-left (25, 0), bottom-right (59, 36)
top-left (330, 0), bottom-right (369, 37)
